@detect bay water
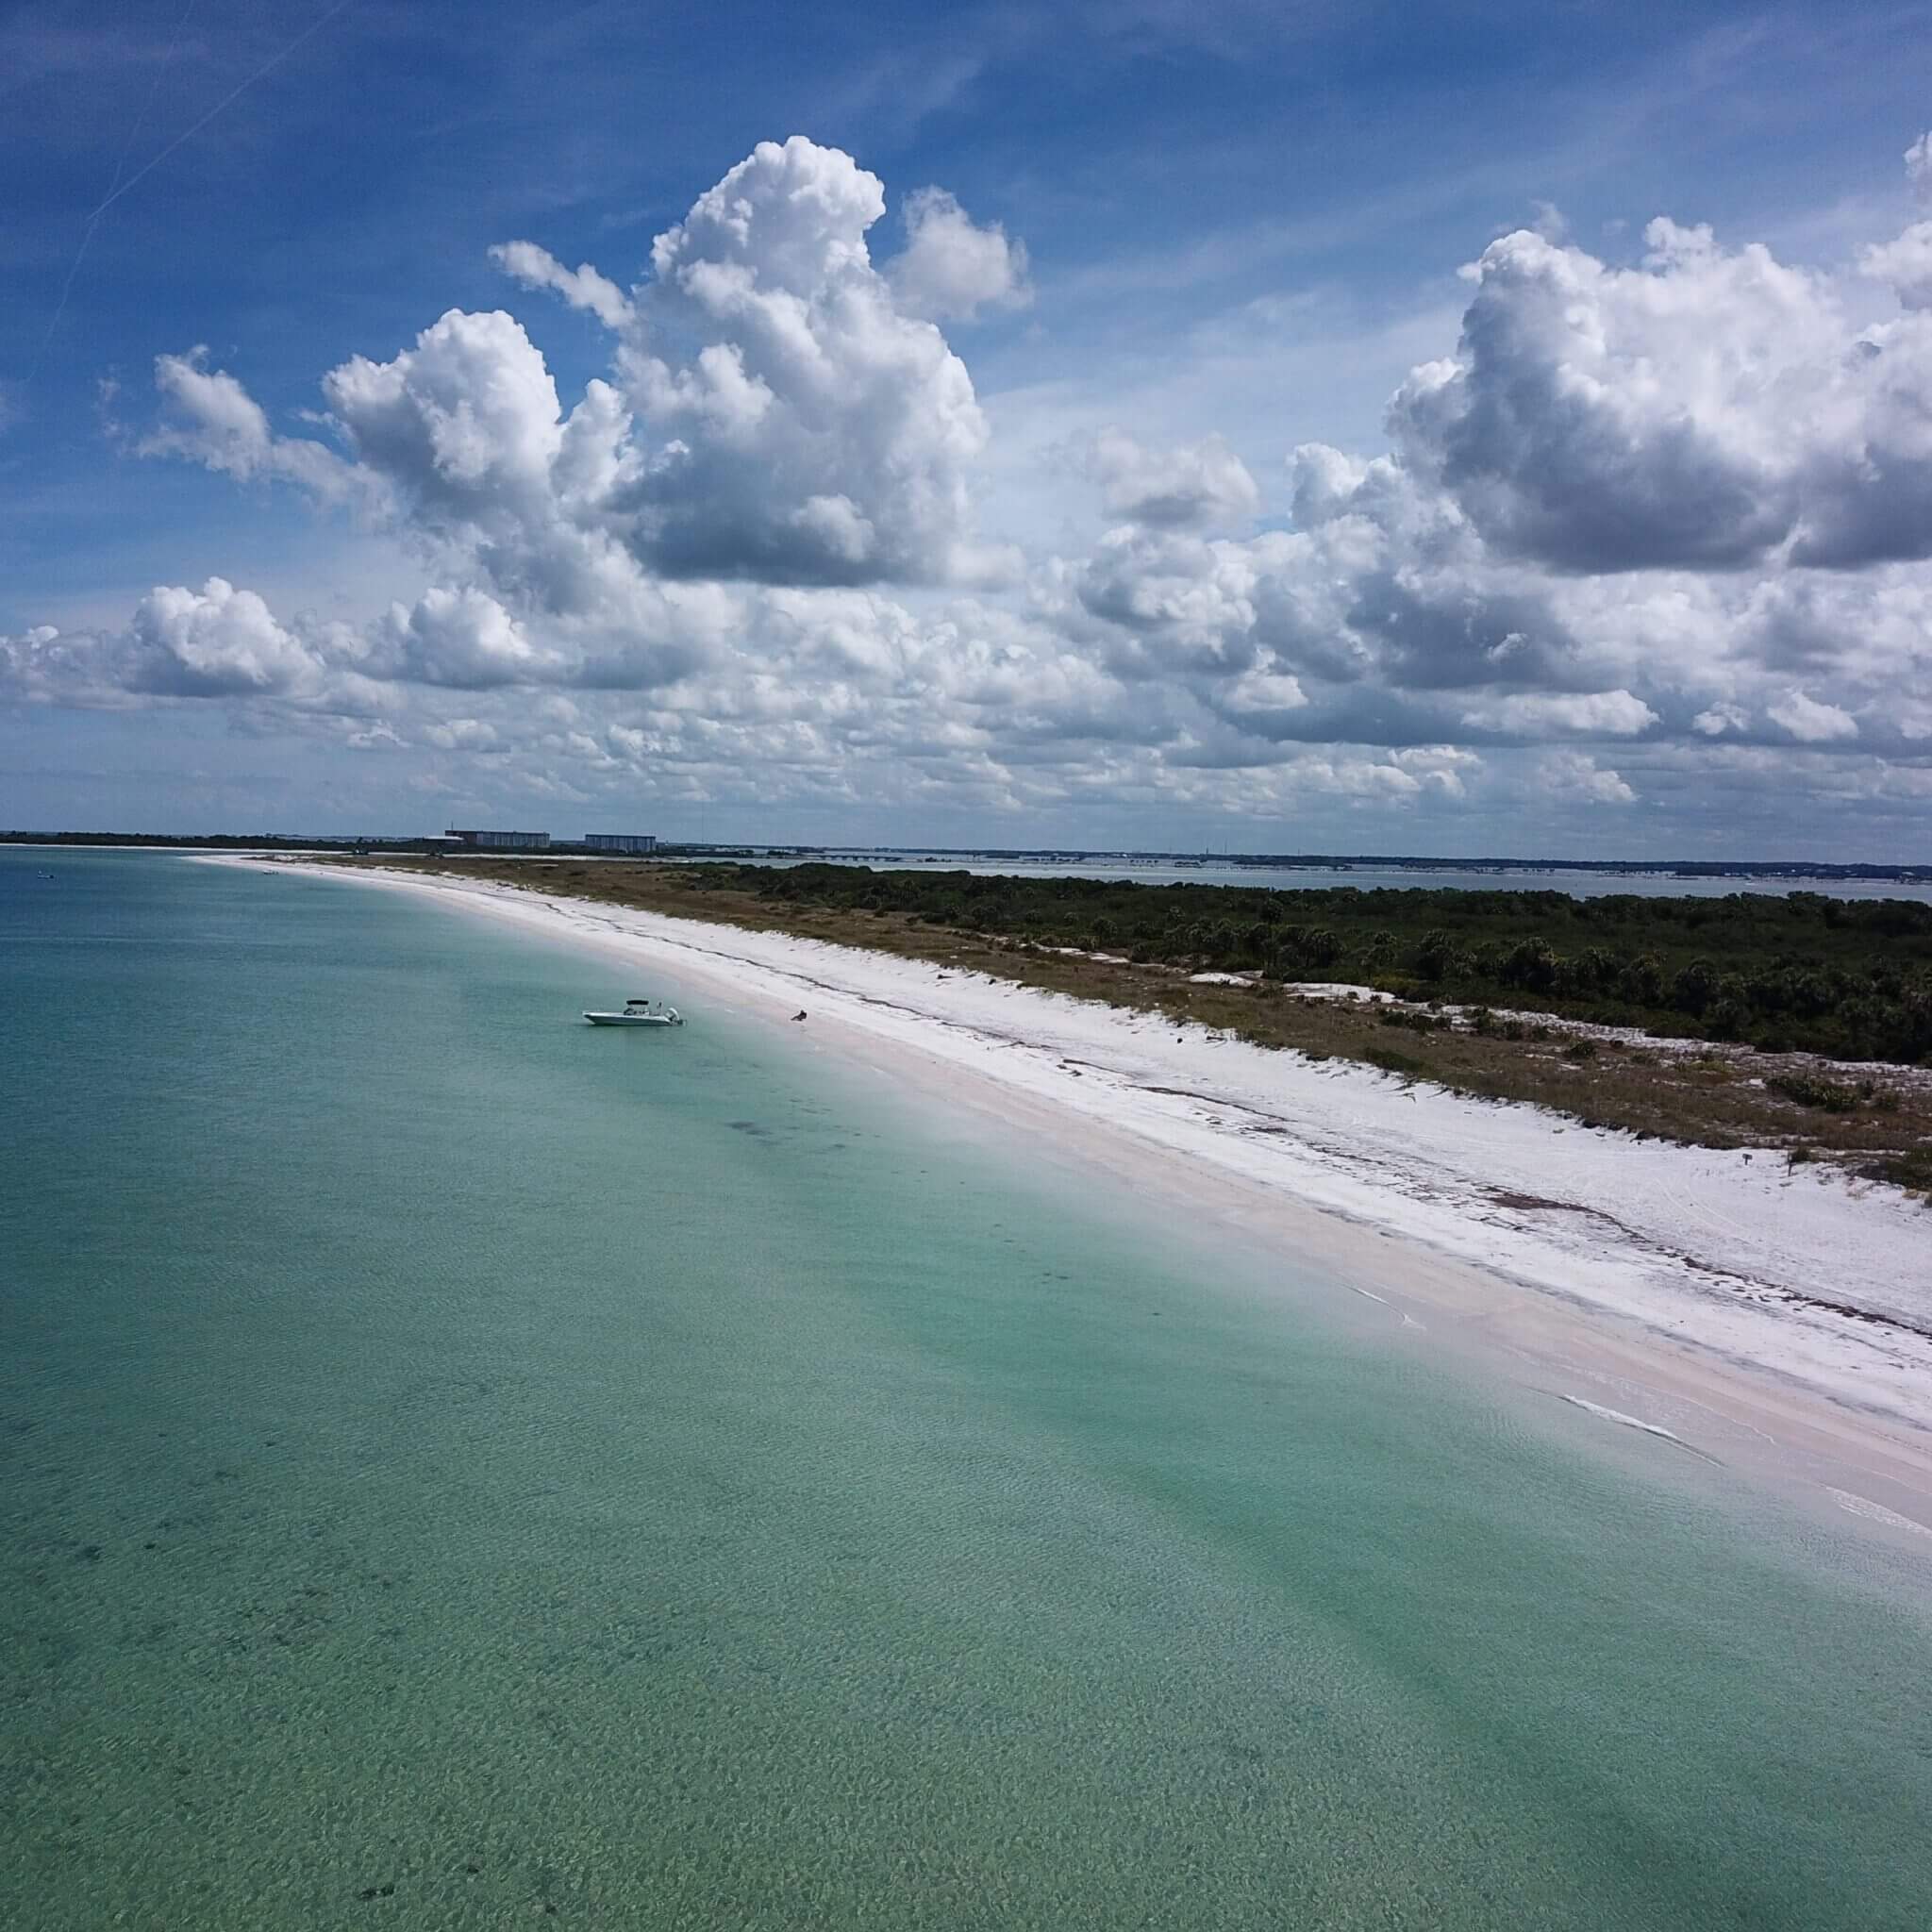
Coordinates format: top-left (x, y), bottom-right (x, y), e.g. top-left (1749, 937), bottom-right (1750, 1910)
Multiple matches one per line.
top-left (735, 850), bottom-right (1932, 904)
top-left (3, 850), bottom-right (1927, 1928)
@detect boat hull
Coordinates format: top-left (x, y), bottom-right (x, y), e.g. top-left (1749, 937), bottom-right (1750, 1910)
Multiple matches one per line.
top-left (584, 1011), bottom-right (680, 1026)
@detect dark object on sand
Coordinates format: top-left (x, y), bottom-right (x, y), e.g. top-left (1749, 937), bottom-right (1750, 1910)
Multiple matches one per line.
top-left (793, 1009), bottom-right (808, 1021)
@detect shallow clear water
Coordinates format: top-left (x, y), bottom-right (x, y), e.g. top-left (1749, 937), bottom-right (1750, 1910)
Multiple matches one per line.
top-left (3, 850), bottom-right (1928, 1928)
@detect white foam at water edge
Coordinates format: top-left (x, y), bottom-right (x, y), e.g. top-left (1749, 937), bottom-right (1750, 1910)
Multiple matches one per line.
top-left (1351, 1287), bottom-right (1389, 1306)
top-left (1560, 1395), bottom-right (1686, 1445)
top-left (1825, 1489), bottom-right (1932, 1539)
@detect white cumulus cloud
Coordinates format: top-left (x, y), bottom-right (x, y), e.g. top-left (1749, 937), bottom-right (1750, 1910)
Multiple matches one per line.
top-left (1908, 131), bottom-right (1932, 204)
top-left (1537, 751), bottom-right (1636, 805)
top-left (23, 132), bottom-right (1932, 845)
top-left (423, 717), bottom-right (508, 753)
top-left (615, 137), bottom-right (1002, 585)
top-left (1767, 689), bottom-right (1859, 742)
top-left (1389, 216), bottom-right (1932, 573)
top-left (489, 241), bottom-right (633, 330)
top-left (142, 349), bottom-right (360, 500)
top-left (374, 587), bottom-right (563, 690)
top-left (1692, 702), bottom-right (1748, 737)
top-left (1087, 428), bottom-right (1259, 527)
top-left (1861, 223), bottom-right (1932, 311)
top-left (128, 578), bottom-right (326, 697)
top-left (1462, 690), bottom-right (1658, 738)
top-left (886, 187), bottom-right (1031, 322)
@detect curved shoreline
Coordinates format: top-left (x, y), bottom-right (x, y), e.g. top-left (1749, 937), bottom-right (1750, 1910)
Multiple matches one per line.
top-left (208, 854), bottom-right (1932, 1544)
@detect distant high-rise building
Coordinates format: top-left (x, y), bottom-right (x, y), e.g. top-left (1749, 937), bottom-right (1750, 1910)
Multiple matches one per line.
top-left (445, 827), bottom-right (551, 850)
top-left (583, 833), bottom-right (657, 854)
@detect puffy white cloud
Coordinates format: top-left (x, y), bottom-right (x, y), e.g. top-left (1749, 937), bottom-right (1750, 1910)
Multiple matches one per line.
top-left (314, 310), bottom-right (700, 677)
top-left (325, 308), bottom-right (572, 532)
top-left (27, 133), bottom-right (1928, 846)
top-left (1537, 751), bottom-right (1636, 805)
top-left (1087, 427), bottom-right (1259, 527)
top-left (0, 624), bottom-right (120, 706)
top-left (1693, 702), bottom-right (1748, 737)
top-left (373, 587), bottom-right (563, 690)
top-left (143, 140), bottom-right (1008, 603)
top-left (1074, 525), bottom-right (1264, 674)
top-left (1260, 750), bottom-right (1468, 801)
top-left (1461, 690), bottom-right (1657, 738)
top-left (127, 578), bottom-right (326, 697)
top-left (1860, 223), bottom-right (1932, 311)
top-left (145, 349), bottom-right (271, 476)
top-left (624, 137), bottom-right (999, 585)
top-left (1391, 745), bottom-right (1483, 799)
top-left (422, 717), bottom-right (508, 753)
top-left (886, 187), bottom-right (1031, 322)
top-left (142, 349), bottom-right (360, 500)
top-left (1908, 131), bottom-right (1932, 204)
top-left (1767, 688), bottom-right (1859, 742)
top-left (1390, 216), bottom-right (1932, 574)
top-left (4, 583), bottom-right (391, 716)
top-left (1289, 442), bottom-right (1375, 527)
top-left (1216, 666), bottom-right (1307, 716)
top-left (1387, 223), bottom-right (1817, 572)
top-left (1786, 318), bottom-right (1932, 570)
top-left (490, 241), bottom-right (632, 330)
top-left (1343, 569), bottom-right (1581, 693)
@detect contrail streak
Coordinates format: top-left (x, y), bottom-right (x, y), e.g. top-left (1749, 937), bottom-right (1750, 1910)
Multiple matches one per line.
top-left (89, 0), bottom-right (354, 223)
top-left (103, 0), bottom-right (203, 213)
top-left (25, 0), bottom-right (351, 394)
top-left (27, 0), bottom-right (200, 387)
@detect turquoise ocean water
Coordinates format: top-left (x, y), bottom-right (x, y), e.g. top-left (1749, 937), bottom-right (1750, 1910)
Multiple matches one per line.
top-left (3, 849), bottom-right (1928, 1929)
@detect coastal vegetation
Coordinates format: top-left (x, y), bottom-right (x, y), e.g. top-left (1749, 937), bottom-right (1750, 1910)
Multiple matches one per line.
top-left (736, 864), bottom-right (1932, 1065)
top-left (325, 856), bottom-right (1932, 1197)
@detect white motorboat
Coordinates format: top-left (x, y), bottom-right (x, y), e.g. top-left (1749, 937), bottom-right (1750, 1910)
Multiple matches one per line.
top-left (584, 996), bottom-right (684, 1027)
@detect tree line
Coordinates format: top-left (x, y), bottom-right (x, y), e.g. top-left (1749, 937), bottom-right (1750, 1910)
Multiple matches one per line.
top-left (705, 864), bottom-right (1932, 1067)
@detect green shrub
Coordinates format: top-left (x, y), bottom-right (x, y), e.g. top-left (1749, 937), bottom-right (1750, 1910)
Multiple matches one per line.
top-left (1371, 973), bottom-right (1424, 999)
top-left (1766, 1072), bottom-right (1860, 1113)
top-left (1378, 1007), bottom-right (1448, 1034)
top-left (1874, 1145), bottom-right (1932, 1193)
top-left (1366, 1046), bottom-right (1426, 1077)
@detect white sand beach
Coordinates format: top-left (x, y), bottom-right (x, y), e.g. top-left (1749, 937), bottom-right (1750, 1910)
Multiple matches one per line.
top-left (223, 857), bottom-right (1932, 1541)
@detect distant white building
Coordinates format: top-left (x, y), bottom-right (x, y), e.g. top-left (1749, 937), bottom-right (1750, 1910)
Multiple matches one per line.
top-left (446, 827), bottom-right (551, 850)
top-left (583, 833), bottom-right (657, 854)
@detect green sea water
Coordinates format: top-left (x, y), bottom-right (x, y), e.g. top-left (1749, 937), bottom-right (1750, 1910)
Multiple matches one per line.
top-left (2, 849), bottom-right (1928, 1929)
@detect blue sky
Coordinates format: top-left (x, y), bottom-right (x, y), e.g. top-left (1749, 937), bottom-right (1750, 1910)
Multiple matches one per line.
top-left (6, 1), bottom-right (1932, 851)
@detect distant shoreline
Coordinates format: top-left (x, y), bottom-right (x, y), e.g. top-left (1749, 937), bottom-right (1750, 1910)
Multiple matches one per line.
top-left (10, 829), bottom-right (1931, 886)
top-left (203, 852), bottom-right (1932, 1550)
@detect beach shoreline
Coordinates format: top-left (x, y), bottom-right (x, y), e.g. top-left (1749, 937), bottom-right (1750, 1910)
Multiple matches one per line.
top-left (208, 853), bottom-right (1932, 1545)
